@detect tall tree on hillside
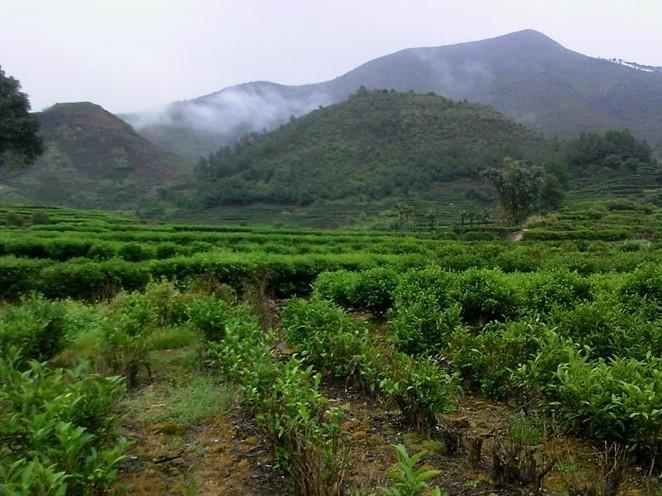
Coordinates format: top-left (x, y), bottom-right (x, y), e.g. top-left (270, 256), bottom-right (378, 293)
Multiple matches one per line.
top-left (0, 66), bottom-right (43, 167)
top-left (482, 158), bottom-right (544, 224)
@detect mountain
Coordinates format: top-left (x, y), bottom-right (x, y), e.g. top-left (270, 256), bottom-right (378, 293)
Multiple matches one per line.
top-left (157, 89), bottom-right (555, 226)
top-left (0, 102), bottom-right (191, 209)
top-left (124, 30), bottom-right (662, 159)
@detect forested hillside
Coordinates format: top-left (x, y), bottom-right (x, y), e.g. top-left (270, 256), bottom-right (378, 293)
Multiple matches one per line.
top-left (0, 102), bottom-right (191, 209)
top-left (189, 89), bottom-right (554, 208)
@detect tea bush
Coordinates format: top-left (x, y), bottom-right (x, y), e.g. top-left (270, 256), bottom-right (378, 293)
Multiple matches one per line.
top-left (0, 351), bottom-right (127, 495)
top-left (521, 269), bottom-right (593, 315)
top-left (451, 268), bottom-right (520, 324)
top-left (282, 298), bottom-right (457, 430)
top-left (0, 295), bottom-right (72, 363)
top-left (388, 298), bottom-right (462, 355)
top-left (548, 354), bottom-right (662, 449)
top-left (202, 303), bottom-right (347, 495)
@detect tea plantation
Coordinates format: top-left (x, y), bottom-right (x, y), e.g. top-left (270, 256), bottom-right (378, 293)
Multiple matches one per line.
top-left (1, 203), bottom-right (661, 495)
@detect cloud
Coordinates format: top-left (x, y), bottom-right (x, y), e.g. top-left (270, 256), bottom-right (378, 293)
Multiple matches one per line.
top-left (126, 83), bottom-right (336, 138)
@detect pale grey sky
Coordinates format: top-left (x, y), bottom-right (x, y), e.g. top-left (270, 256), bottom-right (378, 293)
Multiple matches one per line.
top-left (1, 0), bottom-right (661, 113)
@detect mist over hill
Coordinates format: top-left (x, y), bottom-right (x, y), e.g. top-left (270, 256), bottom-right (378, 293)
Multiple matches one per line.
top-left (172, 90), bottom-right (554, 213)
top-left (0, 102), bottom-right (191, 208)
top-left (123, 30), bottom-right (662, 158)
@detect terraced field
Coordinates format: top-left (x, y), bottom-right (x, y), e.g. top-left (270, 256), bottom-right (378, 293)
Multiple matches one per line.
top-left (1, 204), bottom-right (661, 495)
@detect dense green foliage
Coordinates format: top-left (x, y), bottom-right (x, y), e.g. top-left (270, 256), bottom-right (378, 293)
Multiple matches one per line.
top-left (564, 129), bottom-right (656, 174)
top-left (0, 66), bottom-right (43, 168)
top-left (3, 203), bottom-right (662, 492)
top-left (192, 90), bottom-right (552, 207)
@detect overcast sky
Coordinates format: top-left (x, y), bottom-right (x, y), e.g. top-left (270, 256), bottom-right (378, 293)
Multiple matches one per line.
top-left (1, 0), bottom-right (661, 113)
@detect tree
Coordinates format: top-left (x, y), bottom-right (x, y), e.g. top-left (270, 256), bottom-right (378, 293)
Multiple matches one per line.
top-left (482, 158), bottom-right (544, 224)
top-left (0, 66), bottom-right (43, 167)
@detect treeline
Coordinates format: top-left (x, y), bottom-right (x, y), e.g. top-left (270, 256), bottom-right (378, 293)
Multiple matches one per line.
top-left (564, 129), bottom-right (656, 173)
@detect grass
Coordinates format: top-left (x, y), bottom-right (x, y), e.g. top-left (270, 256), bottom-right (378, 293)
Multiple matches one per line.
top-left (148, 325), bottom-right (200, 351)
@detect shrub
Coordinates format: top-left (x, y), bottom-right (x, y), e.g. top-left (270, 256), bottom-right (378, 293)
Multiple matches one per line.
top-left (452, 268), bottom-right (520, 324)
top-left (0, 295), bottom-right (72, 363)
top-left (353, 267), bottom-right (397, 316)
top-left (205, 303), bottom-right (347, 495)
top-left (101, 291), bottom-right (156, 388)
top-left (549, 355), bottom-right (662, 449)
top-left (118, 242), bottom-right (152, 262)
top-left (31, 211), bottom-right (50, 225)
top-left (522, 269), bottom-right (592, 315)
top-left (549, 299), bottom-right (661, 360)
top-left (391, 266), bottom-right (456, 311)
top-left (388, 298), bottom-right (462, 355)
top-left (448, 321), bottom-right (542, 399)
top-left (282, 297), bottom-right (370, 379)
top-left (380, 354), bottom-right (456, 430)
top-left (0, 351), bottom-right (127, 495)
top-left (620, 263), bottom-right (662, 316)
top-left (186, 294), bottom-right (232, 342)
top-left (312, 270), bottom-right (360, 308)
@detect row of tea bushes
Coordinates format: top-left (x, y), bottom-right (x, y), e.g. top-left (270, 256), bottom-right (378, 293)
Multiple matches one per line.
top-left (281, 298), bottom-right (457, 430)
top-left (197, 300), bottom-right (348, 495)
top-left (311, 265), bottom-right (662, 454)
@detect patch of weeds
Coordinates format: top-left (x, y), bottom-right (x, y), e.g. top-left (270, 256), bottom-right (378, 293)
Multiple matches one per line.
top-left (124, 375), bottom-right (236, 428)
top-left (149, 324), bottom-right (199, 351)
top-left (507, 411), bottom-right (548, 446)
top-left (149, 348), bottom-right (199, 376)
top-left (168, 376), bottom-right (236, 424)
top-left (52, 325), bottom-right (105, 368)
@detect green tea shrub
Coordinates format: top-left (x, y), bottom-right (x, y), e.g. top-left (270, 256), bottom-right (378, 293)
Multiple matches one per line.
top-left (282, 298), bottom-right (457, 430)
top-left (0, 295), bottom-right (71, 363)
top-left (452, 268), bottom-right (520, 324)
top-left (102, 291), bottom-right (157, 388)
top-left (0, 351), bottom-right (127, 495)
top-left (118, 242), bottom-right (153, 262)
top-left (388, 298), bottom-right (462, 355)
top-left (31, 211), bottom-right (50, 225)
top-left (313, 267), bottom-right (397, 316)
top-left (549, 355), bottom-right (662, 449)
top-left (45, 239), bottom-right (93, 261)
top-left (88, 242), bottom-right (117, 260)
top-left (448, 321), bottom-right (542, 399)
top-left (312, 270), bottom-right (360, 308)
top-left (205, 303), bottom-right (347, 495)
top-left (493, 247), bottom-right (539, 272)
top-left (5, 211), bottom-right (25, 227)
top-left (549, 299), bottom-right (661, 360)
top-left (282, 297), bottom-right (369, 379)
top-left (380, 354), bottom-right (456, 430)
top-left (392, 266), bottom-right (456, 310)
top-left (186, 294), bottom-right (232, 342)
top-left (155, 242), bottom-right (179, 259)
top-left (39, 259), bottom-right (151, 300)
top-left (0, 256), bottom-right (47, 299)
top-left (522, 269), bottom-right (592, 315)
top-left (620, 263), bottom-right (662, 316)
top-left (353, 267), bottom-right (397, 316)
top-left (141, 279), bottom-right (187, 327)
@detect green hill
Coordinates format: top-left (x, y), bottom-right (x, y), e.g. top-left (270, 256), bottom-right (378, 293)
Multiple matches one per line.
top-left (0, 102), bottom-right (191, 209)
top-left (160, 90), bottom-right (553, 225)
top-left (125, 30), bottom-right (662, 158)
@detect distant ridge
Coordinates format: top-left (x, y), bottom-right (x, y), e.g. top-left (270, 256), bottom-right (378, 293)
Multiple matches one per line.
top-left (0, 102), bottom-right (191, 208)
top-left (123, 29), bottom-right (662, 158)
